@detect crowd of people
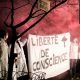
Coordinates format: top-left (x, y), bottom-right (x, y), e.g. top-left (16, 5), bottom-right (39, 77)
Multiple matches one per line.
top-left (0, 29), bottom-right (28, 80)
top-left (0, 29), bottom-right (80, 80)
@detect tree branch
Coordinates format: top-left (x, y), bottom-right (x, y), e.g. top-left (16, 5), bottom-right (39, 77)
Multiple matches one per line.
top-left (10, 0), bottom-right (14, 27)
top-left (14, 3), bottom-right (29, 10)
top-left (31, 9), bottom-right (45, 18)
top-left (5, 11), bottom-right (11, 22)
top-left (14, 15), bottom-right (31, 28)
top-left (0, 7), bottom-right (11, 9)
top-left (32, 12), bottom-right (45, 18)
top-left (32, 9), bottom-right (41, 15)
top-left (29, 0), bottom-right (38, 15)
top-left (17, 0), bottom-right (67, 39)
top-left (7, 0), bottom-right (16, 80)
top-left (4, 22), bottom-right (10, 27)
top-left (14, 0), bottom-right (38, 29)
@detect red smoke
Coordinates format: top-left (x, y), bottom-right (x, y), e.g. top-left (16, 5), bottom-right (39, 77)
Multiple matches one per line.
top-left (0, 0), bottom-right (79, 38)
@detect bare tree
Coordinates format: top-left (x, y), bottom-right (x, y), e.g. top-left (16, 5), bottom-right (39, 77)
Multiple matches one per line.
top-left (0, 0), bottom-right (67, 80)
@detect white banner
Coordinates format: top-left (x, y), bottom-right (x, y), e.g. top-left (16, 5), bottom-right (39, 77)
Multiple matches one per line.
top-left (27, 33), bottom-right (70, 79)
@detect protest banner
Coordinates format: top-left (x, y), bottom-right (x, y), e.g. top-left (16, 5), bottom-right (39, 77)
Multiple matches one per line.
top-left (27, 33), bottom-right (70, 79)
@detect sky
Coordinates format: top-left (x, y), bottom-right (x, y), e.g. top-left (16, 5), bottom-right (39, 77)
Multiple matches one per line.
top-left (0, 0), bottom-right (79, 39)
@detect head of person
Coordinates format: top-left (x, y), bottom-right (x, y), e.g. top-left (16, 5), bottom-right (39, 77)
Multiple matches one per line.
top-left (0, 29), bottom-right (8, 40)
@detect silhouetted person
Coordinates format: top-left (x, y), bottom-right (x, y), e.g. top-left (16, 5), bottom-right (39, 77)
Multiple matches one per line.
top-left (11, 33), bottom-right (28, 80)
top-left (70, 38), bottom-right (79, 80)
top-left (0, 29), bottom-right (9, 80)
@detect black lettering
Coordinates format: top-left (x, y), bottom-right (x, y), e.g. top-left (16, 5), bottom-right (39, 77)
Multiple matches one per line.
top-left (55, 56), bottom-right (59, 64)
top-left (53, 54), bottom-right (55, 65)
top-left (41, 60), bottom-right (45, 69)
top-left (49, 58), bottom-right (53, 66)
top-left (46, 48), bottom-right (49, 57)
top-left (39, 37), bottom-right (43, 46)
top-left (51, 37), bottom-right (55, 44)
top-left (41, 50), bottom-right (45, 58)
top-left (31, 38), bottom-right (36, 46)
top-left (36, 61), bottom-right (41, 70)
top-left (47, 37), bottom-right (51, 45)
top-left (61, 53), bottom-right (67, 62)
top-left (43, 37), bottom-right (47, 45)
top-left (55, 35), bottom-right (58, 44)
top-left (45, 58), bottom-right (49, 69)
top-left (41, 49), bottom-right (49, 58)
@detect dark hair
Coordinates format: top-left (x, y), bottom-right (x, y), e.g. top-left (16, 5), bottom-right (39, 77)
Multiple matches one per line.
top-left (0, 29), bottom-right (8, 38)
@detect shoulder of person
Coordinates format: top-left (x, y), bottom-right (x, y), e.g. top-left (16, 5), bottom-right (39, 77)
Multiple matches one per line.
top-left (0, 38), bottom-right (6, 45)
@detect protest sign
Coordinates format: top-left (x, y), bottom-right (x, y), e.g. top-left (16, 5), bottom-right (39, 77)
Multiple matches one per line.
top-left (27, 33), bottom-right (70, 79)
